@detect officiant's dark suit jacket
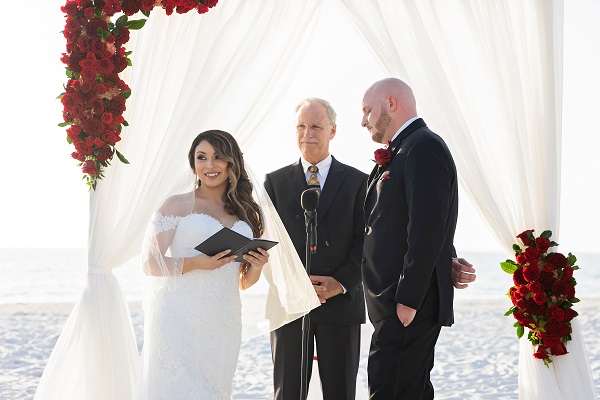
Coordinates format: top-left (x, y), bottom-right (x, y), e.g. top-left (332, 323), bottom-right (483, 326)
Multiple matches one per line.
top-left (362, 118), bottom-right (458, 327)
top-left (264, 156), bottom-right (366, 324)
top-left (264, 156), bottom-right (367, 399)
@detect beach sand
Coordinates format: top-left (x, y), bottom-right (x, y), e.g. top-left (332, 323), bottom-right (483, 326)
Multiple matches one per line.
top-left (2, 298), bottom-right (599, 400)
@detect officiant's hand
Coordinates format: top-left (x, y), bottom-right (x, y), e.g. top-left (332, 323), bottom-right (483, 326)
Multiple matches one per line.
top-left (451, 257), bottom-right (476, 289)
top-left (309, 275), bottom-right (343, 303)
top-left (396, 303), bottom-right (417, 327)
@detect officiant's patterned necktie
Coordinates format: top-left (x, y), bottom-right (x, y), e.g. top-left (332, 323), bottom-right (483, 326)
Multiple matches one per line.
top-left (307, 165), bottom-right (321, 192)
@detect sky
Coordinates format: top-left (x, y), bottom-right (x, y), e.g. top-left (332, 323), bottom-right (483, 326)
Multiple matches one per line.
top-left (0, 0), bottom-right (598, 255)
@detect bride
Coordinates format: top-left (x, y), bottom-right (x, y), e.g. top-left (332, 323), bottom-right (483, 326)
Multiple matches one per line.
top-left (139, 129), bottom-right (313, 399)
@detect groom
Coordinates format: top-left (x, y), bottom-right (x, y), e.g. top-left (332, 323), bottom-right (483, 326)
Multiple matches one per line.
top-left (361, 78), bottom-right (459, 399)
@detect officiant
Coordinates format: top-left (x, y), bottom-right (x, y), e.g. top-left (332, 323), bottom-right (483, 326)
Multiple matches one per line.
top-left (264, 98), bottom-right (367, 400)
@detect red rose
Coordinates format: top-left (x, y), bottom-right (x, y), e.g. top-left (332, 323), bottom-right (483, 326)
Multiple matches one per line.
top-left (96, 145), bottom-right (114, 162)
top-left (82, 160), bottom-right (99, 175)
top-left (205, 0), bottom-right (218, 7)
top-left (533, 292), bottom-right (547, 305)
top-left (551, 308), bottom-right (565, 322)
top-left (101, 112), bottom-right (113, 124)
top-left (533, 345), bottom-right (549, 360)
top-left (564, 308), bottom-right (577, 322)
top-left (517, 230), bottom-right (534, 246)
top-left (513, 268), bottom-right (527, 285)
top-left (101, 131), bottom-right (121, 145)
top-left (542, 262), bottom-right (556, 272)
top-left (525, 247), bottom-right (540, 262)
top-left (74, 141), bottom-right (92, 156)
top-left (535, 237), bottom-right (551, 253)
top-left (71, 152), bottom-right (86, 162)
top-left (61, 2), bottom-right (80, 17)
top-left (562, 266), bottom-right (574, 280)
top-left (374, 148), bottom-right (392, 166)
top-left (83, 118), bottom-right (105, 137)
top-left (121, 0), bottom-right (141, 15)
top-left (522, 265), bottom-right (541, 283)
top-left (516, 253), bottom-right (527, 265)
top-left (140, 0), bottom-right (155, 11)
top-left (517, 285), bottom-right (529, 297)
top-left (552, 280), bottom-right (567, 296)
top-left (528, 282), bottom-right (542, 293)
top-left (108, 96), bottom-right (126, 115)
top-left (546, 253), bottom-right (568, 269)
top-left (550, 342), bottom-right (568, 356)
top-left (539, 271), bottom-right (555, 291)
top-left (541, 334), bottom-right (560, 348)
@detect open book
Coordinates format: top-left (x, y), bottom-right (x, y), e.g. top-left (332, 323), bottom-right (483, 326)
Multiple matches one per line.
top-left (194, 227), bottom-right (278, 263)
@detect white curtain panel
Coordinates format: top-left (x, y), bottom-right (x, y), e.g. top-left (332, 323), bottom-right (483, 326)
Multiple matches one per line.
top-left (34, 2), bottom-right (322, 399)
top-left (339, 0), bottom-right (563, 252)
top-left (337, 0), bottom-right (595, 398)
top-left (35, 1), bottom-right (597, 399)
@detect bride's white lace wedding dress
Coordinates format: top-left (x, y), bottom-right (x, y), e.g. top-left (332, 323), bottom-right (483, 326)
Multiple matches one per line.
top-left (139, 213), bottom-right (248, 400)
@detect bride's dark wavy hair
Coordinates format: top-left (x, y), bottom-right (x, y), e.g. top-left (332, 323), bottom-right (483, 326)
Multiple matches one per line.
top-left (187, 130), bottom-right (263, 238)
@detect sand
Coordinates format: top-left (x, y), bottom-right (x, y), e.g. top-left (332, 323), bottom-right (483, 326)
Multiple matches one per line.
top-left (1, 298), bottom-right (599, 399)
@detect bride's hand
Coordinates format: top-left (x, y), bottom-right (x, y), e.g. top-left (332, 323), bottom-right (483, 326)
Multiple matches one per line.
top-left (193, 250), bottom-right (237, 271)
top-left (243, 248), bottom-right (269, 270)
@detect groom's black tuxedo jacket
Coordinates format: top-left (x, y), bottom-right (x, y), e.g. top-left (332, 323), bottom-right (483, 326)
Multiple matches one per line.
top-left (362, 118), bottom-right (458, 326)
top-left (264, 156), bottom-right (367, 324)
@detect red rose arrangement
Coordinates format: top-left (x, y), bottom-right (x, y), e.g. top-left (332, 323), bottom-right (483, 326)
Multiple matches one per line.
top-left (373, 141), bottom-right (392, 167)
top-left (501, 229), bottom-right (580, 366)
top-left (59, 0), bottom-right (219, 190)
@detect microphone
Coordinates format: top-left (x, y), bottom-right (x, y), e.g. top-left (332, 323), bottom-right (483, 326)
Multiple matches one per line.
top-left (301, 188), bottom-right (320, 212)
top-left (301, 189), bottom-right (320, 253)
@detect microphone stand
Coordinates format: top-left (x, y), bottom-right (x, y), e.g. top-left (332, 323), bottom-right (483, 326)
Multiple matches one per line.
top-left (300, 192), bottom-right (318, 400)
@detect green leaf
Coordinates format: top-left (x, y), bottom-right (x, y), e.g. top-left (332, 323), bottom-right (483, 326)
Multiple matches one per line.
top-left (115, 149), bottom-right (130, 164)
top-left (504, 308), bottom-right (515, 316)
top-left (126, 57), bottom-right (133, 67)
top-left (122, 120), bottom-right (129, 127)
top-left (526, 231), bottom-right (535, 240)
top-left (121, 90), bottom-right (132, 99)
top-left (65, 67), bottom-right (73, 78)
top-left (567, 253), bottom-right (577, 266)
top-left (540, 230), bottom-right (552, 238)
top-left (500, 260), bottom-right (518, 274)
top-left (550, 241), bottom-right (559, 247)
top-left (571, 298), bottom-right (580, 303)
top-left (512, 244), bottom-right (521, 252)
top-left (141, 9), bottom-right (151, 17)
top-left (58, 121), bottom-right (72, 127)
top-left (127, 19), bottom-right (148, 30)
top-left (116, 15), bottom-right (128, 28)
top-left (125, 50), bottom-right (133, 56)
top-left (516, 325), bottom-right (524, 339)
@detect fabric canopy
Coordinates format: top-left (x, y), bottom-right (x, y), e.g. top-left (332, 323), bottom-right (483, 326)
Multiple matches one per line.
top-left (35, 1), bottom-right (596, 399)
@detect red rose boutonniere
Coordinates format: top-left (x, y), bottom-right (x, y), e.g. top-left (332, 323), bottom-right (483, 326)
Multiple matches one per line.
top-left (381, 171), bottom-right (391, 180)
top-left (501, 229), bottom-right (580, 367)
top-left (373, 141), bottom-right (392, 167)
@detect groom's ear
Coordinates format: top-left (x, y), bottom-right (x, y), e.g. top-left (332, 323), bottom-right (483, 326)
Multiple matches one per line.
top-left (387, 95), bottom-right (397, 111)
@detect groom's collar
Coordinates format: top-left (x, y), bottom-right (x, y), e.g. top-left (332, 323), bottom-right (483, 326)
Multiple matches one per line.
top-left (389, 116), bottom-right (419, 145)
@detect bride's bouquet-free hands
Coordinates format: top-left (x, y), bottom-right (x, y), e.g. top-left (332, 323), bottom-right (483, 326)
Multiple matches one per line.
top-left (501, 229), bottom-right (580, 366)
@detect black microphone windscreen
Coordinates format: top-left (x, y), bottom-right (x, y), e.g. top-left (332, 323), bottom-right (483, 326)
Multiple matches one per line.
top-left (301, 189), bottom-right (320, 211)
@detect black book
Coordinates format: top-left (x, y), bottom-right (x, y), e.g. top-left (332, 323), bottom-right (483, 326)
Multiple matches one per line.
top-left (194, 227), bottom-right (278, 263)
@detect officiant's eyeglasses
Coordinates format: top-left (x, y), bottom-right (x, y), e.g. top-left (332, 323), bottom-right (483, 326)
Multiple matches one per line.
top-left (296, 123), bottom-right (333, 133)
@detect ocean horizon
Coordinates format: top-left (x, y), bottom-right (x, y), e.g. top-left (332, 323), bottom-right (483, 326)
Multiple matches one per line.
top-left (1, 248), bottom-right (599, 305)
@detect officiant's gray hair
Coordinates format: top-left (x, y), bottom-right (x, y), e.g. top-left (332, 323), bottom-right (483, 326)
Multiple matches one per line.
top-left (295, 97), bottom-right (337, 125)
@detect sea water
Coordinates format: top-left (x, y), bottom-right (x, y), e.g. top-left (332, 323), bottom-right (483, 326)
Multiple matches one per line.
top-left (1, 249), bottom-right (599, 304)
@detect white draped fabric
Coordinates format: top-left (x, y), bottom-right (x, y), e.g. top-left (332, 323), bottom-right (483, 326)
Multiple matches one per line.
top-left (337, 0), bottom-right (595, 398)
top-left (35, 1), bottom-right (597, 399)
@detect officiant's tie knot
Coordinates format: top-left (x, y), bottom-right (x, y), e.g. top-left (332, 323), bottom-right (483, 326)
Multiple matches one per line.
top-left (307, 165), bottom-right (321, 190)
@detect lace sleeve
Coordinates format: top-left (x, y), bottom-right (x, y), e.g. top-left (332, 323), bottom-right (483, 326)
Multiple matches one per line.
top-left (142, 212), bottom-right (183, 279)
